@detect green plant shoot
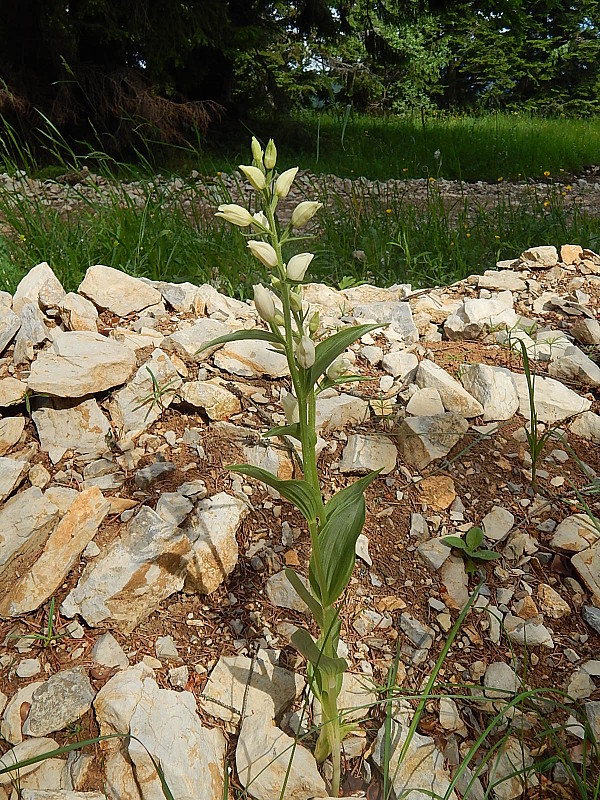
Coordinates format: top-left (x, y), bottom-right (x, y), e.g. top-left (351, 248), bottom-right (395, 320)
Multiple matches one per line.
top-left (200, 136), bottom-right (381, 796)
top-left (442, 526), bottom-right (501, 574)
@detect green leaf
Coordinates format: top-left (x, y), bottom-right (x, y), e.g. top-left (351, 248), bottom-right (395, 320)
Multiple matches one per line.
top-left (466, 526), bottom-right (484, 550)
top-left (263, 423), bottom-right (301, 442)
top-left (442, 536), bottom-right (467, 551)
top-left (309, 324), bottom-right (382, 385)
top-left (473, 549), bottom-right (502, 561)
top-left (285, 569), bottom-right (324, 627)
top-left (317, 489), bottom-right (366, 606)
top-left (325, 470), bottom-right (381, 519)
top-left (195, 329), bottom-right (281, 355)
top-left (228, 464), bottom-right (321, 523)
top-left (290, 628), bottom-right (347, 678)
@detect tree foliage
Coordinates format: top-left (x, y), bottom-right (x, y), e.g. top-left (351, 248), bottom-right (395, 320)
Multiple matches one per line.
top-left (1, 0), bottom-right (599, 151)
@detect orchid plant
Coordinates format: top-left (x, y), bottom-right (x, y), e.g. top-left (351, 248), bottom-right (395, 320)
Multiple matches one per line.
top-left (203, 137), bottom-right (381, 795)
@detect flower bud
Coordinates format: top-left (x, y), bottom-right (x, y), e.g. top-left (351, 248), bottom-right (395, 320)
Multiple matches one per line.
top-left (326, 357), bottom-right (351, 381)
top-left (239, 165), bottom-right (267, 191)
top-left (215, 203), bottom-right (254, 227)
top-left (291, 201), bottom-right (323, 228)
top-left (289, 286), bottom-right (303, 312)
top-left (275, 167), bottom-right (298, 198)
top-left (273, 312), bottom-right (285, 327)
top-left (251, 136), bottom-right (264, 167)
top-left (286, 252), bottom-right (314, 282)
top-left (281, 390), bottom-right (300, 424)
top-left (252, 211), bottom-right (269, 231)
top-left (248, 240), bottom-right (278, 268)
top-left (253, 284), bottom-right (277, 324)
top-left (264, 139), bottom-right (277, 170)
top-left (296, 335), bottom-right (315, 369)
top-left (308, 311), bottom-right (320, 335)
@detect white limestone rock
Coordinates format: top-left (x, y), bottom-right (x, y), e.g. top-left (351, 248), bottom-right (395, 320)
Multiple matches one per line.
top-left (213, 338), bottom-right (289, 378)
top-left (459, 363), bottom-right (519, 421)
top-left (372, 701), bottom-right (456, 800)
top-left (32, 398), bottom-right (111, 464)
top-left (520, 245), bottom-right (558, 268)
top-left (236, 712), bottom-right (327, 800)
top-left (570, 411), bottom-right (600, 443)
top-left (548, 345), bottom-right (600, 388)
top-left (0, 488), bottom-right (109, 618)
top-left (165, 318), bottom-right (232, 361)
top-left (28, 330), bottom-right (136, 398)
top-left (13, 262), bottom-right (65, 314)
top-left (381, 350), bottom-right (418, 381)
top-left (183, 492), bottom-right (249, 594)
top-left (339, 433), bottom-right (397, 474)
top-left (108, 348), bottom-right (182, 437)
top-left (315, 392), bottom-right (369, 432)
top-left (572, 541), bottom-right (600, 606)
top-left (200, 652), bottom-right (303, 724)
top-left (0, 487), bottom-right (59, 583)
top-left (550, 514), bottom-right (599, 553)
top-left (0, 457), bottom-right (28, 502)
top-left (58, 292), bottom-right (98, 332)
top-left (406, 387), bottom-right (445, 416)
top-left (445, 291), bottom-right (517, 340)
top-left (78, 264), bottom-right (162, 317)
top-left (0, 417), bottom-right (25, 457)
top-left (61, 506), bottom-right (191, 633)
top-left (416, 359), bottom-right (483, 418)
top-left (511, 371), bottom-right (591, 423)
top-left (0, 305), bottom-right (20, 354)
top-left (179, 379), bottom-right (241, 420)
top-left (128, 677), bottom-right (226, 800)
top-left (396, 412), bottom-right (469, 470)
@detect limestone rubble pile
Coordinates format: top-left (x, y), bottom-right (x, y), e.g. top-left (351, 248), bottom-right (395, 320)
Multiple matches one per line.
top-left (0, 245), bottom-right (599, 799)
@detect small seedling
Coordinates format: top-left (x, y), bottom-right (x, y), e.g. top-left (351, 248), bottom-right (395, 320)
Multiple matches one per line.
top-left (133, 366), bottom-right (180, 420)
top-left (442, 526), bottom-right (501, 574)
top-left (10, 597), bottom-right (64, 649)
top-left (517, 338), bottom-right (556, 489)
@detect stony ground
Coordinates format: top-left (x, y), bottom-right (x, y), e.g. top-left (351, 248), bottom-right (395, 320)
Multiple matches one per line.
top-left (1, 165), bottom-right (600, 232)
top-left (0, 242), bottom-right (599, 800)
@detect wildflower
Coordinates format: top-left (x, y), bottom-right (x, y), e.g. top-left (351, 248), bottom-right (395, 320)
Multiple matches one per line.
top-left (217, 171), bottom-right (222, 176)
top-left (434, 149), bottom-right (441, 160)
top-left (385, 208), bottom-right (392, 214)
top-left (326, 357), bottom-right (351, 381)
top-left (560, 168), bottom-right (564, 172)
top-left (466, 232), bottom-right (471, 238)
top-left (566, 184), bottom-right (572, 191)
top-left (251, 137), bottom-right (263, 166)
top-left (402, 168), bottom-right (408, 173)
top-left (275, 167), bottom-right (298, 198)
top-left (264, 139), bottom-right (277, 170)
top-left (239, 165), bottom-right (267, 191)
top-left (281, 390), bottom-right (299, 424)
top-left (498, 177), bottom-right (503, 182)
top-left (291, 201), bottom-right (323, 228)
top-left (543, 200), bottom-right (550, 208)
top-left (252, 211), bottom-right (269, 231)
top-left (429, 177), bottom-right (435, 183)
top-left (253, 284), bottom-right (277, 323)
top-left (296, 335), bottom-right (315, 369)
top-left (287, 252), bottom-right (314, 281)
top-left (495, 235), bottom-right (500, 240)
top-left (248, 240), bottom-right (278, 268)
top-left (544, 170), bottom-right (551, 177)
top-left (216, 203), bottom-right (254, 227)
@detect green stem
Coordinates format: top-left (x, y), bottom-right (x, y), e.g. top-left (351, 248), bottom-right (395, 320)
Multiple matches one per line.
top-left (263, 184), bottom-right (342, 793)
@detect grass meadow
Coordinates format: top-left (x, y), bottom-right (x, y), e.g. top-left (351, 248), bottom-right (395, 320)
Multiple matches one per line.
top-left (0, 111), bottom-right (599, 296)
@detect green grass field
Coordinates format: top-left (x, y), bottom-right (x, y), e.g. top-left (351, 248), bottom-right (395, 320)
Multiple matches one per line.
top-left (1, 111), bottom-right (599, 296)
top-left (193, 110), bottom-right (600, 183)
